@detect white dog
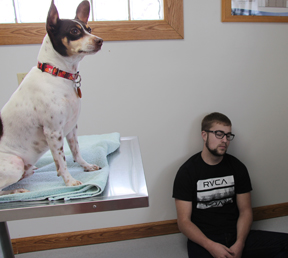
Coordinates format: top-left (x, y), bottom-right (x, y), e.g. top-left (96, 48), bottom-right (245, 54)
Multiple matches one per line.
top-left (0, 0), bottom-right (103, 195)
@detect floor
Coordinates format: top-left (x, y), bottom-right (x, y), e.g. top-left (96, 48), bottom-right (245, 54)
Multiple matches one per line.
top-left (15, 233), bottom-right (188, 258)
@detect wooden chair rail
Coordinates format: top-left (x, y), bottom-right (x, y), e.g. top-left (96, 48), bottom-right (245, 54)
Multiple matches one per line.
top-left (12, 202), bottom-right (288, 254)
top-left (253, 202), bottom-right (288, 221)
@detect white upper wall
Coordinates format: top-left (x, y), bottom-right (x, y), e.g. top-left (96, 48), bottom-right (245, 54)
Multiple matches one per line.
top-left (1, 0), bottom-right (288, 238)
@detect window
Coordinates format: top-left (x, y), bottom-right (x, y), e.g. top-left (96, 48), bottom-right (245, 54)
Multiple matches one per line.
top-left (0, 0), bottom-right (183, 45)
top-left (0, 0), bottom-right (164, 23)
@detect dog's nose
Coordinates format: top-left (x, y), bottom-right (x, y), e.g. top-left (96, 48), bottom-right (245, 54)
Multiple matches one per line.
top-left (96, 38), bottom-right (103, 47)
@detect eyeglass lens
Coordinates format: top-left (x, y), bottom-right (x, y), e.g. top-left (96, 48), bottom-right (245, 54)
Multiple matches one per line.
top-left (214, 131), bottom-right (234, 140)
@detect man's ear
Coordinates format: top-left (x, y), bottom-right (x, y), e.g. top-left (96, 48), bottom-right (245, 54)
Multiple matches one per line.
top-left (201, 131), bottom-right (207, 141)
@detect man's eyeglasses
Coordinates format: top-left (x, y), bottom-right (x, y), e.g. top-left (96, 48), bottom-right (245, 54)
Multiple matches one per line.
top-left (205, 130), bottom-right (235, 141)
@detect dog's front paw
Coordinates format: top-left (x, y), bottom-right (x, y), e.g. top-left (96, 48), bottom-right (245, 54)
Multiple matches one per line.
top-left (66, 178), bottom-right (82, 186)
top-left (83, 164), bottom-right (101, 172)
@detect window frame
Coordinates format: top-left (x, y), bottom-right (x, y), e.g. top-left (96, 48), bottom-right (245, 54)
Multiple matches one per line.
top-left (0, 0), bottom-right (183, 45)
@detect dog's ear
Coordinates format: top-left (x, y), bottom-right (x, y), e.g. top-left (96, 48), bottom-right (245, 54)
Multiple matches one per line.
top-left (75, 0), bottom-right (90, 24)
top-left (46, 0), bottom-right (59, 32)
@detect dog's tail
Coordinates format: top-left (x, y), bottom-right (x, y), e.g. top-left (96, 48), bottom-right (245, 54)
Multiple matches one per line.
top-left (0, 114), bottom-right (3, 141)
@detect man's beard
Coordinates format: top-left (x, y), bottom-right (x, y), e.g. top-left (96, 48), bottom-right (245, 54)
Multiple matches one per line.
top-left (205, 137), bottom-right (227, 157)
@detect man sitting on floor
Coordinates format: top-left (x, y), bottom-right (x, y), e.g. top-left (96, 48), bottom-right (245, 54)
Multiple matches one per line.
top-left (173, 112), bottom-right (288, 258)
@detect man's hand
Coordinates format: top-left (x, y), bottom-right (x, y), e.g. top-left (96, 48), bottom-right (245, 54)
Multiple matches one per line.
top-left (207, 241), bottom-right (235, 258)
top-left (229, 241), bottom-right (244, 258)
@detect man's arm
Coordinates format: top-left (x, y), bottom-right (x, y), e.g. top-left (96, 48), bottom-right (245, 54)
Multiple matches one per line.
top-left (175, 199), bottom-right (235, 258)
top-left (230, 192), bottom-right (253, 258)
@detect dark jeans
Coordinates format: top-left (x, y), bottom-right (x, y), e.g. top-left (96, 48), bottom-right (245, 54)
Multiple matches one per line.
top-left (187, 230), bottom-right (288, 258)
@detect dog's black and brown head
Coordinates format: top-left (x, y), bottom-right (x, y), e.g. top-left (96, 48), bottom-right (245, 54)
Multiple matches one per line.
top-left (46, 0), bottom-right (103, 57)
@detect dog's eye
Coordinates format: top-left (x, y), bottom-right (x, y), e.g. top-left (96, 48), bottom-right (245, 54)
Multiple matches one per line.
top-left (70, 28), bottom-right (81, 36)
top-left (87, 27), bottom-right (92, 33)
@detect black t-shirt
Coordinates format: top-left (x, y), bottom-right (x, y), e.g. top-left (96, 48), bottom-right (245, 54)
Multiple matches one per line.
top-left (173, 152), bottom-right (252, 235)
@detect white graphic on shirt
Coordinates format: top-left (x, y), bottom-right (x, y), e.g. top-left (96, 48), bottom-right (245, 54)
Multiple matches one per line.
top-left (196, 175), bottom-right (235, 209)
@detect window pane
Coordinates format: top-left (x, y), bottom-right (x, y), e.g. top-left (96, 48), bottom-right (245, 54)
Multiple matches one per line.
top-left (1, 0), bottom-right (165, 24)
top-left (14, 0), bottom-right (51, 23)
top-left (0, 0), bottom-right (16, 23)
top-left (130, 0), bottom-right (164, 20)
top-left (54, 0), bottom-right (92, 21)
top-left (93, 0), bottom-right (129, 21)
top-left (13, 0), bottom-right (93, 24)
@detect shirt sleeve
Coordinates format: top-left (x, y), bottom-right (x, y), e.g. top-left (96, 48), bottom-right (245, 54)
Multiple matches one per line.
top-left (234, 161), bottom-right (253, 194)
top-left (172, 164), bottom-right (195, 201)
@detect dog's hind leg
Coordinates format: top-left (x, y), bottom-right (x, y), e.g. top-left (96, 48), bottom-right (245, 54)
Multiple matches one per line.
top-left (20, 164), bottom-right (35, 180)
top-left (0, 153), bottom-right (29, 196)
top-left (66, 126), bottom-right (100, 172)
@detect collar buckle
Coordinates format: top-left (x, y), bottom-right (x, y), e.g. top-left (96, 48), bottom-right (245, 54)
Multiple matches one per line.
top-left (39, 62), bottom-right (46, 72)
top-left (52, 66), bottom-right (59, 76)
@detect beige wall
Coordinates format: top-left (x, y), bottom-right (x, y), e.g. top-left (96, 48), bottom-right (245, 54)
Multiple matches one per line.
top-left (0, 0), bottom-right (288, 239)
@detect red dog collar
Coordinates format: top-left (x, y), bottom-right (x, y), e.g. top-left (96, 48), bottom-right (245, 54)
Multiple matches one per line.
top-left (37, 62), bottom-right (82, 98)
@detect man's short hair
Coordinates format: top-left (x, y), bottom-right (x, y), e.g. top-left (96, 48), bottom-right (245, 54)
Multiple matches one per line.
top-left (201, 112), bottom-right (232, 131)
